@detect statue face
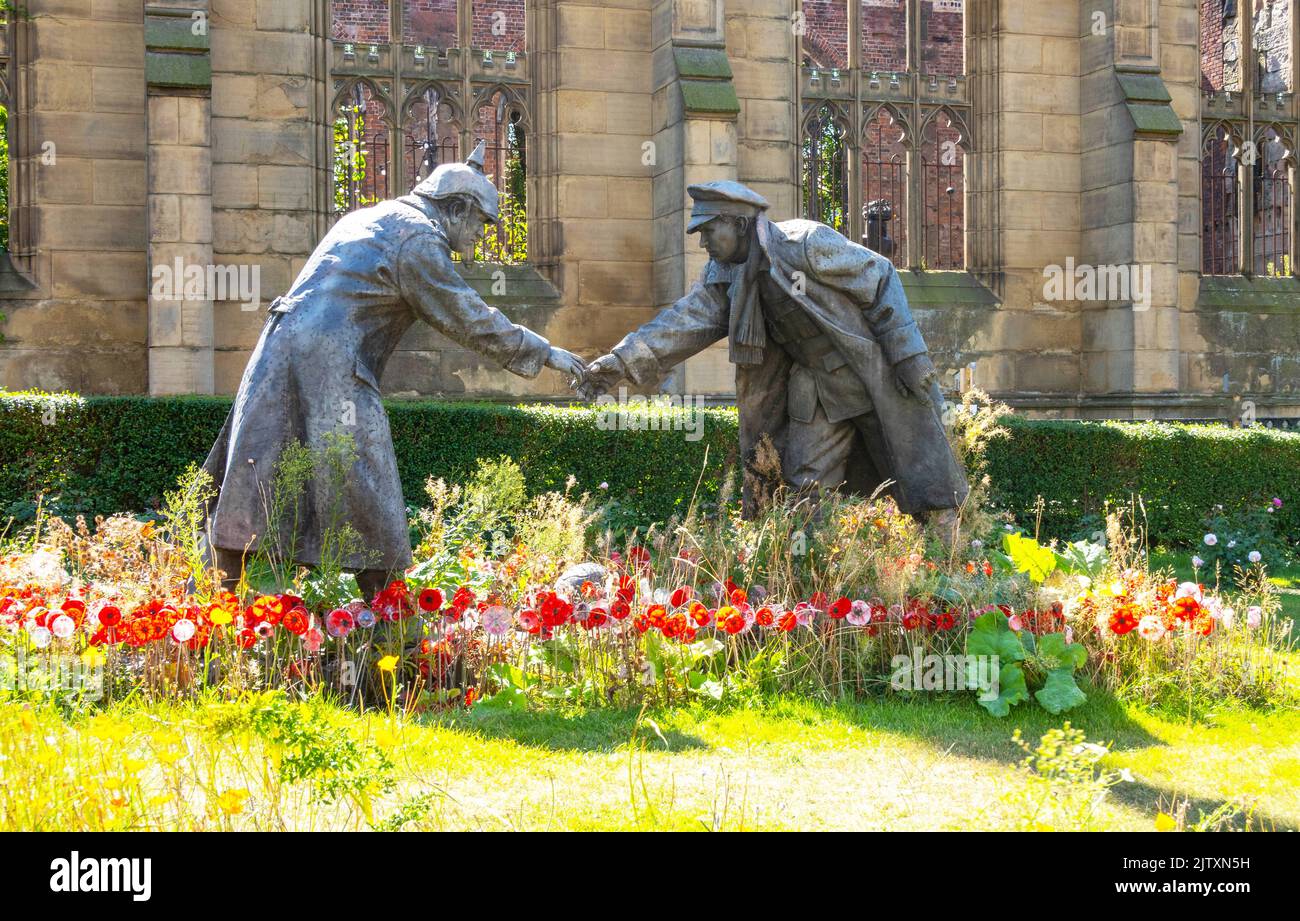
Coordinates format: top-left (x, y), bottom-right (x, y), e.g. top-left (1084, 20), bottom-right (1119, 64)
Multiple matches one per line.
top-left (441, 198), bottom-right (488, 260)
top-left (696, 216), bottom-right (749, 264)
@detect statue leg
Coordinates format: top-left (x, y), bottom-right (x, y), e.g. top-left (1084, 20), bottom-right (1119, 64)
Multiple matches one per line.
top-left (784, 406), bottom-right (855, 500)
top-left (356, 568), bottom-right (399, 604)
top-left (213, 547), bottom-right (246, 592)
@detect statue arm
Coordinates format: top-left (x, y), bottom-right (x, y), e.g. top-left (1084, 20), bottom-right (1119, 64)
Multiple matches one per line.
top-left (396, 231), bottom-right (552, 378)
top-left (609, 281), bottom-right (730, 387)
top-left (803, 225), bottom-right (928, 366)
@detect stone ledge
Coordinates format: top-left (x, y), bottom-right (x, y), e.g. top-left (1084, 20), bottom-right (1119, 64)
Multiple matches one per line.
top-left (1197, 275), bottom-right (1300, 313)
top-left (455, 262), bottom-right (563, 308)
top-left (900, 271), bottom-right (1000, 308)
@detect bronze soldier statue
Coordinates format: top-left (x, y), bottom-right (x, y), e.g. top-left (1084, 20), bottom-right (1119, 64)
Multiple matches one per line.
top-left (580, 180), bottom-right (968, 522)
top-left (201, 143), bottom-right (585, 600)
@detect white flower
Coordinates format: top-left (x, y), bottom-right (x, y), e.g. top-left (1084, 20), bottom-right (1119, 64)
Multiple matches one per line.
top-left (482, 605), bottom-right (514, 635)
top-left (1248, 550), bottom-right (1262, 563)
top-left (1246, 606), bottom-right (1263, 628)
top-left (1174, 582), bottom-right (1203, 604)
top-left (1203, 533), bottom-right (1218, 546)
top-left (1137, 615), bottom-right (1166, 642)
top-left (1220, 607), bottom-right (1235, 629)
top-left (1227, 540), bottom-right (1237, 549)
top-left (1192, 555), bottom-right (1204, 568)
top-left (970, 539), bottom-right (984, 550)
top-left (598, 482), bottom-right (609, 490)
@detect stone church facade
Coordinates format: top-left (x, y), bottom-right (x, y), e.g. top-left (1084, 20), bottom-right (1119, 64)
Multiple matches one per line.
top-left (0, 0), bottom-right (1298, 423)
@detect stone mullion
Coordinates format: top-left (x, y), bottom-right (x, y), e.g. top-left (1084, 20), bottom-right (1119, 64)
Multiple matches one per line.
top-left (1242, 8), bottom-right (1256, 276)
top-left (391, 0), bottom-right (406, 192)
top-left (461, 0), bottom-right (473, 158)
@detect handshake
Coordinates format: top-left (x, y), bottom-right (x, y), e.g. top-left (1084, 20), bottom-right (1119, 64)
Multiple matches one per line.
top-left (545, 347), bottom-right (627, 401)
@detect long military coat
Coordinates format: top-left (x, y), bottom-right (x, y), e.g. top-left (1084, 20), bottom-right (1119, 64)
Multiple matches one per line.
top-left (202, 194), bottom-right (551, 571)
top-left (610, 217), bottom-right (969, 515)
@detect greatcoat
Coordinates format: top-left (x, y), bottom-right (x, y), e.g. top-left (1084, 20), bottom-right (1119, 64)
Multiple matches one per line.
top-left (610, 216), bottom-right (969, 515)
top-left (202, 194), bottom-right (552, 571)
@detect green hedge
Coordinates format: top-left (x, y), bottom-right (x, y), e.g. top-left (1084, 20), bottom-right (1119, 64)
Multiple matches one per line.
top-left (0, 393), bottom-right (741, 531)
top-left (1, 393), bottom-right (1297, 548)
top-left (985, 416), bottom-right (1300, 547)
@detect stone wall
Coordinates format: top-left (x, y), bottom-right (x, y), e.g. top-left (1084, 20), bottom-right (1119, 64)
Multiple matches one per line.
top-left (0, 0), bottom-right (1297, 425)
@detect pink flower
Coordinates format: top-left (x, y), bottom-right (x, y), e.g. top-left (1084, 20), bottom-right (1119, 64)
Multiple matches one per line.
top-left (1137, 615), bottom-right (1166, 642)
top-left (303, 627), bottom-right (324, 653)
top-left (1007, 614), bottom-right (1024, 632)
top-left (482, 605), bottom-right (514, 636)
top-left (1246, 606), bottom-right (1263, 628)
top-left (846, 599), bottom-right (871, 626)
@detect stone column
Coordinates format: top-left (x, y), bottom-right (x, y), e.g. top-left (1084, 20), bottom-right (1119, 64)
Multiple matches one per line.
top-left (1079, 0), bottom-right (1184, 414)
top-left (652, 0), bottom-right (740, 396)
top-left (146, 2), bottom-right (215, 395)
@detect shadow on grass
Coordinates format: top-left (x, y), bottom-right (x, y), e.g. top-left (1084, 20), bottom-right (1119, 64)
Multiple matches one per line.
top-left (420, 704), bottom-right (709, 753)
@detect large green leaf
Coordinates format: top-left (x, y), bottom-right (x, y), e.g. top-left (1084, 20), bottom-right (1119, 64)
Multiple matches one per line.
top-left (1002, 532), bottom-right (1057, 583)
top-left (967, 610), bottom-right (1026, 663)
top-left (977, 662), bottom-right (1029, 717)
top-left (688, 670), bottom-right (724, 701)
top-left (1054, 539), bottom-right (1109, 578)
top-left (1035, 632), bottom-right (1087, 672)
top-left (1034, 669), bottom-right (1087, 714)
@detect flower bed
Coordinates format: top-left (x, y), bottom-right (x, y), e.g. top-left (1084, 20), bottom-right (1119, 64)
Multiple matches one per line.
top-left (1, 398), bottom-right (1294, 720)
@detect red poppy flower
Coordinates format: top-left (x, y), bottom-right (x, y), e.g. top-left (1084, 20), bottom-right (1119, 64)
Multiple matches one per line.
top-left (283, 606), bottom-right (310, 636)
top-left (1109, 609), bottom-right (1138, 635)
top-left (418, 587), bottom-right (444, 612)
top-left (828, 597), bottom-right (851, 619)
top-left (754, 606), bottom-right (775, 627)
top-left (776, 610), bottom-right (799, 632)
top-left (98, 605), bottom-right (122, 628)
top-left (670, 586), bottom-right (694, 608)
top-left (237, 628), bottom-right (257, 649)
top-left (610, 598), bottom-right (631, 620)
top-left (809, 591), bottom-right (828, 611)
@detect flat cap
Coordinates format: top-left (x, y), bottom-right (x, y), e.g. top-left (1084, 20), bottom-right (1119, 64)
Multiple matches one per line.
top-left (686, 180), bottom-right (770, 232)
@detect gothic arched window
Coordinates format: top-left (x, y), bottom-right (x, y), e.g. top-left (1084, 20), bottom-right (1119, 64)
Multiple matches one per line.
top-left (329, 0), bottom-right (531, 264)
top-left (798, 0), bottom-right (970, 269)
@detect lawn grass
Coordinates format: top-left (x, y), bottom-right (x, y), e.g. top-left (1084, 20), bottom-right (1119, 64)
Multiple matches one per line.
top-left (3, 687), bottom-right (1296, 831)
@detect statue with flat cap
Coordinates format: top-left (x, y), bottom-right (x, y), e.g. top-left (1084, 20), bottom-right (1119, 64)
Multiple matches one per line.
top-left (201, 141), bottom-right (587, 600)
top-left (580, 179), bottom-right (969, 524)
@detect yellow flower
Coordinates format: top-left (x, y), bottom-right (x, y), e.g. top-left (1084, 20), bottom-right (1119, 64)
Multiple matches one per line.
top-left (1155, 812), bottom-right (1177, 832)
top-left (216, 789), bottom-right (250, 815)
top-left (81, 647), bottom-right (106, 668)
top-left (208, 607), bottom-right (233, 626)
top-left (377, 655), bottom-right (399, 673)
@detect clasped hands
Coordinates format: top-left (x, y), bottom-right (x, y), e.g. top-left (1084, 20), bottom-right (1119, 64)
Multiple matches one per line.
top-left (548, 346), bottom-right (938, 406)
top-left (544, 347), bottom-right (624, 400)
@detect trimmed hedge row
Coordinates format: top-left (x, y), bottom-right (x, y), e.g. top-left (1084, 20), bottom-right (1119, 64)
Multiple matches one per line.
top-left (0, 393), bottom-right (740, 531)
top-left (986, 416), bottom-right (1300, 546)
top-left (1, 393), bottom-right (1297, 548)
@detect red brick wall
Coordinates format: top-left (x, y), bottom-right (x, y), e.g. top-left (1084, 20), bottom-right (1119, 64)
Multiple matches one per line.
top-left (331, 0), bottom-right (525, 49)
top-left (1201, 0), bottom-right (1226, 92)
top-left (804, 1), bottom-right (963, 75)
top-left (332, 0), bottom-right (390, 42)
top-left (404, 0), bottom-right (457, 46)
top-left (863, 0), bottom-right (907, 73)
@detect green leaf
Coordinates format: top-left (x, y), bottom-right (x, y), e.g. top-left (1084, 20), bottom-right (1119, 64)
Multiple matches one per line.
top-left (967, 610), bottom-right (1026, 663)
top-left (687, 637), bottom-right (725, 661)
top-left (473, 685), bottom-right (528, 710)
top-left (1002, 532), bottom-right (1057, 583)
top-left (1036, 632), bottom-right (1087, 671)
top-left (977, 662), bottom-right (1029, 717)
top-left (1054, 539), bottom-right (1109, 578)
top-left (1034, 669), bottom-right (1088, 714)
top-left (687, 670), bottom-right (724, 701)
